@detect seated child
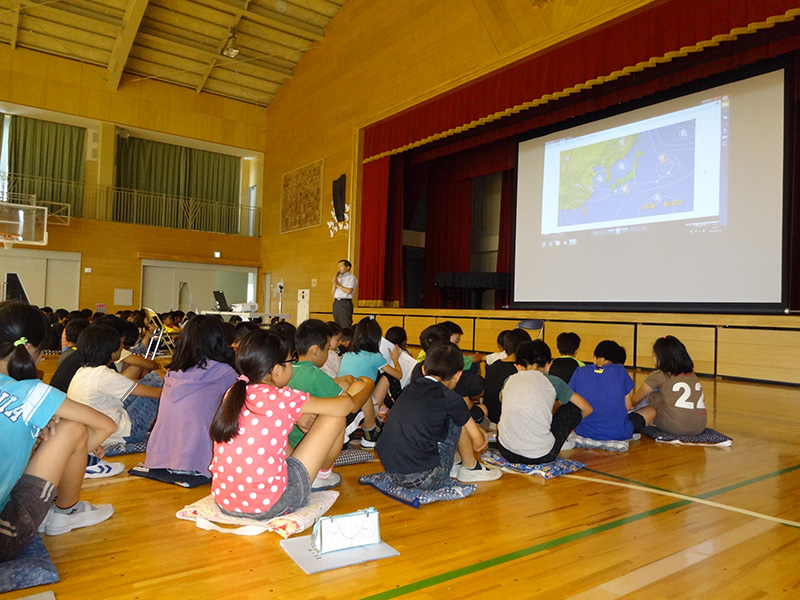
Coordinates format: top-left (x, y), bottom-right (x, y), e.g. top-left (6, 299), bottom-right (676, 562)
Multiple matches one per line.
top-left (1, 302), bottom-right (116, 555)
top-left (337, 317), bottom-right (401, 447)
top-left (376, 342), bottom-right (501, 486)
top-left (548, 332), bottom-right (586, 384)
top-left (58, 318), bottom-right (89, 367)
top-left (233, 321), bottom-right (261, 351)
top-left (484, 329), bottom-right (532, 424)
top-left (68, 324), bottom-right (162, 446)
top-left (288, 319), bottom-right (374, 488)
top-left (497, 340), bottom-right (593, 464)
top-left (144, 315), bottom-right (238, 477)
top-left (485, 330), bottom-right (510, 366)
top-left (629, 335), bottom-right (707, 435)
top-left (209, 331), bottom-right (358, 520)
top-left (320, 321), bottom-right (343, 378)
top-left (569, 341), bottom-right (635, 441)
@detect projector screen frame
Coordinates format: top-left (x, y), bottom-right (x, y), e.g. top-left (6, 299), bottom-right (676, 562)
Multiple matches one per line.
top-left (509, 58), bottom-right (795, 315)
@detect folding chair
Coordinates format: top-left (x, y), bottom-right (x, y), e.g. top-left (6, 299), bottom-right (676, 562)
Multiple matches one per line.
top-left (516, 319), bottom-right (544, 340)
top-left (143, 307), bottom-right (176, 356)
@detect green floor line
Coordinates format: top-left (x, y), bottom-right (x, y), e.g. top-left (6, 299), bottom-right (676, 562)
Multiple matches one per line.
top-left (361, 463), bottom-right (800, 600)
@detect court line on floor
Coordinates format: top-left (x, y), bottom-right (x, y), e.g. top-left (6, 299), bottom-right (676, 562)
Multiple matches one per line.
top-left (563, 519), bottom-right (776, 600)
top-left (562, 473), bottom-right (800, 528)
top-left (360, 462), bottom-right (800, 600)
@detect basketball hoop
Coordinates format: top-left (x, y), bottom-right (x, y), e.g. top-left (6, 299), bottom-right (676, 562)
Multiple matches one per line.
top-left (0, 233), bottom-right (19, 249)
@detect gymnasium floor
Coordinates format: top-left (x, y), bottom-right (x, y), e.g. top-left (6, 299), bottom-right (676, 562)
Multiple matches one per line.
top-left (7, 367), bottom-right (799, 599)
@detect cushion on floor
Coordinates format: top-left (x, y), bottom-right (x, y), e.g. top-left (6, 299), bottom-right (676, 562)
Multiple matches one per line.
top-left (358, 472), bottom-right (476, 508)
top-left (0, 534), bottom-right (59, 593)
top-left (642, 426), bottom-right (732, 446)
top-left (480, 449), bottom-right (585, 478)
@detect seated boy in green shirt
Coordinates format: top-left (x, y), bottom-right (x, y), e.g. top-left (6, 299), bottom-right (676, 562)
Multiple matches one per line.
top-left (289, 319), bottom-right (374, 490)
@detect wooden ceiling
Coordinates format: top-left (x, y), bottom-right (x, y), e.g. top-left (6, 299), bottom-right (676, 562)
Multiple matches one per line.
top-left (0, 0), bottom-right (345, 106)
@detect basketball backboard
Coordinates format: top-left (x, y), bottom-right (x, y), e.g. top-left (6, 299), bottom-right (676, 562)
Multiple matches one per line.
top-left (0, 201), bottom-right (48, 248)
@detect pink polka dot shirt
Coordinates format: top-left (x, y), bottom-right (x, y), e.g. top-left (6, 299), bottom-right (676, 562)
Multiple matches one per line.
top-left (210, 384), bottom-right (308, 514)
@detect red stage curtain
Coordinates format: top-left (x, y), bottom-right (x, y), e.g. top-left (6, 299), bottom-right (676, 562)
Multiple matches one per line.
top-left (364, 0), bottom-right (797, 159)
top-left (359, 157), bottom-right (390, 302)
top-left (385, 155), bottom-right (405, 303)
top-left (496, 169), bottom-right (515, 307)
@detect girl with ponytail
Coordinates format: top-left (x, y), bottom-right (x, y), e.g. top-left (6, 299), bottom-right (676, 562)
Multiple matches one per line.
top-left (0, 302), bottom-right (116, 561)
top-left (209, 330), bottom-right (356, 520)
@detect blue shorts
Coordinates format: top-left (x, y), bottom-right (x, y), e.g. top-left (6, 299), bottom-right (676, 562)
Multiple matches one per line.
top-left (387, 419), bottom-right (461, 490)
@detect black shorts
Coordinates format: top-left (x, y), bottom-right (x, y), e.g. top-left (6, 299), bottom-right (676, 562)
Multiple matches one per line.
top-left (0, 474), bottom-right (57, 562)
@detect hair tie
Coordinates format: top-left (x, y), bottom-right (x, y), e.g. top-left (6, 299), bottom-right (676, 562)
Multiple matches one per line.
top-left (237, 374), bottom-right (249, 383)
top-left (14, 337), bottom-right (28, 347)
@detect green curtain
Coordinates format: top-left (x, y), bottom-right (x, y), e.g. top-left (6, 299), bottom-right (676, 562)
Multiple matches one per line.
top-left (115, 136), bottom-right (240, 233)
top-left (8, 115), bottom-right (86, 213)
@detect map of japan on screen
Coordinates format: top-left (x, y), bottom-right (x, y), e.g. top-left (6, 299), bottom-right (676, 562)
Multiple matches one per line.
top-left (540, 99), bottom-right (726, 235)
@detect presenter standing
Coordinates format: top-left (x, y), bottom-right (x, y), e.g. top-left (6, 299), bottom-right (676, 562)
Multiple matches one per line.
top-left (332, 259), bottom-right (357, 328)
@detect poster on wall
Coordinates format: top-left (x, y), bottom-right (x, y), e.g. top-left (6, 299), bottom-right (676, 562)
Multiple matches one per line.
top-left (280, 159), bottom-right (324, 233)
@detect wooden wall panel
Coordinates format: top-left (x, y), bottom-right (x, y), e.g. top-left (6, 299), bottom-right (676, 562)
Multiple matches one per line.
top-left (637, 324), bottom-right (716, 375)
top-left (404, 316), bottom-right (437, 347)
top-left (544, 321), bottom-right (636, 366)
top-left (717, 328), bottom-right (800, 384)
top-left (437, 317), bottom-right (474, 350)
top-left (475, 318), bottom-right (522, 353)
top-left (43, 218), bottom-right (260, 312)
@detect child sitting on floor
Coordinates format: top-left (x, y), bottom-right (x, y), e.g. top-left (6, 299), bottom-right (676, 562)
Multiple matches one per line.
top-left (288, 319), bottom-right (374, 489)
top-left (568, 340), bottom-right (635, 441)
top-left (320, 321), bottom-right (343, 378)
top-left (629, 336), bottom-right (707, 436)
top-left (144, 315), bottom-right (238, 477)
top-left (68, 324), bottom-right (162, 447)
top-left (376, 342), bottom-right (501, 486)
top-left (485, 330), bottom-right (510, 366)
top-left (548, 332), bottom-right (586, 384)
top-left (484, 328), bottom-right (532, 424)
top-left (0, 303), bottom-right (116, 552)
top-left (497, 340), bottom-right (593, 464)
top-left (209, 331), bottom-right (358, 520)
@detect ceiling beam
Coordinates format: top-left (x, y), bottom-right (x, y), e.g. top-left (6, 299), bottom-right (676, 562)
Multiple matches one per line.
top-left (196, 2), bottom-right (247, 94)
top-left (197, 0), bottom-right (324, 41)
top-left (107, 0), bottom-right (150, 90)
top-left (10, 4), bottom-right (20, 49)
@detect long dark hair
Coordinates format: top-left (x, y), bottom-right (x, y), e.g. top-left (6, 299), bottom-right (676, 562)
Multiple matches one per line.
top-left (653, 335), bottom-right (694, 375)
top-left (168, 315), bottom-right (232, 372)
top-left (210, 331), bottom-right (290, 443)
top-left (0, 302), bottom-right (51, 380)
top-left (351, 317), bottom-right (382, 354)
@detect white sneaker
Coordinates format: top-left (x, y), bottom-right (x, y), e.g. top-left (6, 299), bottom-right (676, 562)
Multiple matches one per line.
top-left (455, 462), bottom-right (502, 483)
top-left (311, 471), bottom-right (342, 491)
top-left (561, 436), bottom-right (576, 450)
top-left (449, 461), bottom-right (462, 478)
top-left (37, 504), bottom-right (55, 533)
top-left (44, 501), bottom-right (114, 536)
top-left (85, 459), bottom-right (125, 479)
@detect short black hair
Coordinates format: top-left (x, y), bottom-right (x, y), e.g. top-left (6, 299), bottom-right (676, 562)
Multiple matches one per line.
top-left (233, 321), bottom-right (260, 343)
top-left (385, 326), bottom-right (407, 348)
top-left (339, 259), bottom-right (352, 269)
top-left (326, 321), bottom-right (342, 336)
top-left (419, 323), bottom-right (450, 351)
top-left (79, 324), bottom-right (122, 367)
top-left (351, 317), bottom-right (382, 353)
top-left (503, 329), bottom-right (532, 356)
top-left (496, 329), bottom-right (510, 349)
top-left (295, 319), bottom-right (331, 355)
top-left (440, 321), bottom-right (463, 336)
top-left (515, 340), bottom-right (552, 368)
top-left (594, 340), bottom-right (626, 365)
top-left (270, 320), bottom-right (297, 355)
top-left (64, 319), bottom-right (90, 345)
top-left (423, 342), bottom-right (463, 380)
top-left (556, 332), bottom-right (581, 355)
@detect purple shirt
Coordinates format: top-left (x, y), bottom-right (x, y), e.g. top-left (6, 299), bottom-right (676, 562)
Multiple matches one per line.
top-left (145, 360), bottom-right (238, 476)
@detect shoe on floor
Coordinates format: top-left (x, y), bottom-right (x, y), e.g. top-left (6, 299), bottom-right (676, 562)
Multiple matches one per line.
top-left (44, 501), bottom-right (114, 536)
top-left (311, 471), bottom-right (342, 491)
top-left (455, 462), bottom-right (502, 483)
top-left (449, 461), bottom-right (462, 478)
top-left (85, 459), bottom-right (125, 479)
top-left (37, 504), bottom-right (55, 533)
top-left (359, 425), bottom-right (381, 449)
top-left (561, 437), bottom-right (576, 450)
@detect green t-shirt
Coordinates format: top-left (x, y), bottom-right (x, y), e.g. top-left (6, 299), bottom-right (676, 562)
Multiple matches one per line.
top-left (287, 361), bottom-right (343, 447)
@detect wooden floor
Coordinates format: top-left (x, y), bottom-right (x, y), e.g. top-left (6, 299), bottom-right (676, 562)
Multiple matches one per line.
top-left (7, 364), bottom-right (800, 600)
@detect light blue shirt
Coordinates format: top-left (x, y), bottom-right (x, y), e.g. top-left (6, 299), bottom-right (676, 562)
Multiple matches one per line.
top-left (337, 351), bottom-right (387, 381)
top-left (0, 374), bottom-right (64, 511)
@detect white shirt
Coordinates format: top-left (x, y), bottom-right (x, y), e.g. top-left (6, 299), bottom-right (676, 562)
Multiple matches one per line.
top-left (334, 272), bottom-right (357, 299)
top-left (68, 366), bottom-right (136, 445)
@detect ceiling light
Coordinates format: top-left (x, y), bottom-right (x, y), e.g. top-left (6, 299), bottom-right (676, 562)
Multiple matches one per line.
top-left (222, 28), bottom-right (239, 58)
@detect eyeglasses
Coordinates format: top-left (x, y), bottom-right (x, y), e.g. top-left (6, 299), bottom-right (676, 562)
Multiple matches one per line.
top-left (278, 356), bottom-right (298, 366)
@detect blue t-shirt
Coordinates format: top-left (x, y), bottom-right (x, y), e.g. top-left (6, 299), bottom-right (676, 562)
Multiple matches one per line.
top-left (570, 364), bottom-right (634, 441)
top-left (0, 374), bottom-right (65, 511)
top-left (338, 351), bottom-right (387, 381)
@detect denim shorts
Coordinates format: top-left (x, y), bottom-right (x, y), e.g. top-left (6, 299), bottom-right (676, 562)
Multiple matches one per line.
top-left (388, 419), bottom-right (461, 490)
top-left (219, 456), bottom-right (311, 521)
top-left (0, 474), bottom-right (57, 562)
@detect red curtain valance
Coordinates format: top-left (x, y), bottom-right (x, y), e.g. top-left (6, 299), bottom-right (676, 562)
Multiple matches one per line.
top-left (364, 0), bottom-right (800, 161)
